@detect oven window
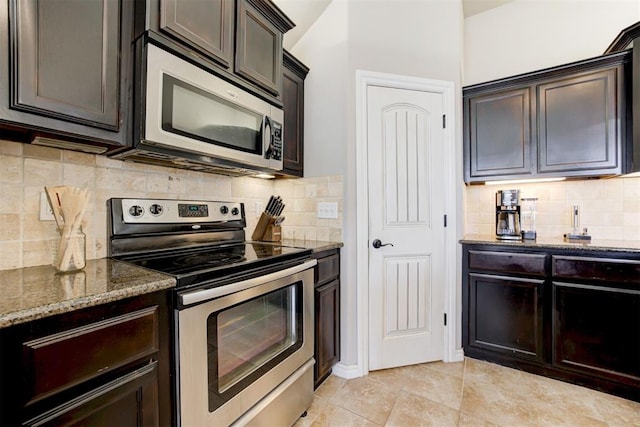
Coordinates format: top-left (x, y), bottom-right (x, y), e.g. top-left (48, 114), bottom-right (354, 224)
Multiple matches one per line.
top-left (161, 74), bottom-right (263, 154)
top-left (207, 281), bottom-right (303, 411)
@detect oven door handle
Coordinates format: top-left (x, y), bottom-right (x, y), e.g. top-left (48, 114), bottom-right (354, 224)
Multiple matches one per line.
top-left (179, 259), bottom-right (318, 306)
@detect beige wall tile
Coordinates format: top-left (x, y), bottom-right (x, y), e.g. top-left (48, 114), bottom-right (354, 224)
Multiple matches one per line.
top-left (63, 163), bottom-right (95, 188)
top-left (465, 177), bottom-right (640, 242)
top-left (23, 144), bottom-right (62, 161)
top-left (0, 184), bottom-right (23, 213)
top-left (0, 241), bottom-right (22, 269)
top-left (0, 213), bottom-right (21, 240)
top-left (0, 141), bottom-right (344, 270)
top-left (23, 239), bottom-right (55, 267)
top-left (63, 150), bottom-right (96, 166)
top-left (24, 159), bottom-right (63, 185)
top-left (0, 140), bottom-right (23, 155)
top-left (0, 155), bottom-right (23, 183)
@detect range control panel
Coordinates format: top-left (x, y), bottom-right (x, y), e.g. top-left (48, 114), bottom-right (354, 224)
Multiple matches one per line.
top-left (121, 199), bottom-right (243, 224)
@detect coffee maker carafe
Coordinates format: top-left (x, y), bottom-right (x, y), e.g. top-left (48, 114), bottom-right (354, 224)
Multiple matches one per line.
top-left (495, 190), bottom-right (521, 240)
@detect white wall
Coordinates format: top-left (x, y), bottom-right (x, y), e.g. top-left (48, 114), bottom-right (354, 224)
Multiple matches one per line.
top-left (292, 1), bottom-right (348, 179)
top-left (292, 0), bottom-right (464, 373)
top-left (464, 0), bottom-right (640, 85)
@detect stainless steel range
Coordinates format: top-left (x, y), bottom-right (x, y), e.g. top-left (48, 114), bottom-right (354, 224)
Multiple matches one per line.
top-left (107, 198), bottom-right (316, 426)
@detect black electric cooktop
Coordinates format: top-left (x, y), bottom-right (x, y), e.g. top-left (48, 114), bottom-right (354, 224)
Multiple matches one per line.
top-left (117, 242), bottom-right (311, 288)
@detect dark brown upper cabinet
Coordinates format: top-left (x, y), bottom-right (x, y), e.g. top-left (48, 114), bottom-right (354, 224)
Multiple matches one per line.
top-left (235, 0), bottom-right (293, 97)
top-left (142, 0), bottom-right (293, 105)
top-left (280, 50), bottom-right (309, 177)
top-left (465, 87), bottom-right (534, 180)
top-left (0, 0), bottom-right (134, 151)
top-left (463, 50), bottom-right (630, 183)
top-left (538, 68), bottom-right (620, 174)
top-left (159, 0), bottom-right (234, 68)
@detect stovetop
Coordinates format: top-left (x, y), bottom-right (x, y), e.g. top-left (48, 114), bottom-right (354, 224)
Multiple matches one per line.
top-left (116, 242), bottom-right (312, 289)
top-left (108, 198), bottom-right (312, 290)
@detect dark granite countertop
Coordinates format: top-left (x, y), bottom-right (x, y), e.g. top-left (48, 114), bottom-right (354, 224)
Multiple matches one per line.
top-left (461, 235), bottom-right (640, 253)
top-left (0, 259), bottom-right (175, 328)
top-left (281, 239), bottom-right (344, 253)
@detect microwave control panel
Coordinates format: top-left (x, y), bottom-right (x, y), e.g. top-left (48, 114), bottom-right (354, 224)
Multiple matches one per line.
top-left (270, 121), bottom-right (283, 160)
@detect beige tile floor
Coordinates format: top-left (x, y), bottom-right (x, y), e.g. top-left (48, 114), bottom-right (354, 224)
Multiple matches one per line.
top-left (295, 358), bottom-right (640, 427)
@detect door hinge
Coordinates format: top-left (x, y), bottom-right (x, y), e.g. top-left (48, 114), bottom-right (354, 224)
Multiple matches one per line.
top-left (444, 313), bottom-right (447, 326)
top-left (442, 114), bottom-right (446, 128)
top-left (444, 214), bottom-right (447, 227)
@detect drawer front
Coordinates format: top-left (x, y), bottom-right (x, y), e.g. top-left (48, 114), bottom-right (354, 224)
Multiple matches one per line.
top-left (553, 256), bottom-right (640, 285)
top-left (469, 250), bottom-right (547, 276)
top-left (315, 253), bottom-right (340, 285)
top-left (23, 306), bottom-right (159, 404)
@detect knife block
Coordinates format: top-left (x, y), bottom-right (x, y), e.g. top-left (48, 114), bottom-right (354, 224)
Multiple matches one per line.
top-left (251, 213), bottom-right (281, 242)
top-left (262, 225), bottom-right (281, 242)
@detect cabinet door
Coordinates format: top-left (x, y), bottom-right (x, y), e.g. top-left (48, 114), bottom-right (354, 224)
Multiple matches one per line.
top-left (314, 279), bottom-right (340, 388)
top-left (281, 52), bottom-right (308, 177)
top-left (2, 0), bottom-right (133, 148)
top-left (553, 281), bottom-right (640, 384)
top-left (538, 68), bottom-right (621, 174)
top-left (467, 273), bottom-right (545, 362)
top-left (464, 87), bottom-right (534, 181)
top-left (11, 0), bottom-right (120, 130)
top-left (235, 0), bottom-right (282, 96)
top-left (160, 0), bottom-right (233, 68)
top-left (24, 362), bottom-right (159, 427)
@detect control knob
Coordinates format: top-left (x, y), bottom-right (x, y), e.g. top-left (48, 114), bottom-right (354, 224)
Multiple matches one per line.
top-left (220, 206), bottom-right (229, 215)
top-left (149, 204), bottom-right (163, 216)
top-left (129, 205), bottom-right (144, 217)
top-left (231, 207), bottom-right (240, 216)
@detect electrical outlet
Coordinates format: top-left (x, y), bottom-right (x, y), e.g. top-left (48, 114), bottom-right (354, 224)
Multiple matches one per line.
top-left (255, 201), bottom-right (264, 218)
top-left (39, 192), bottom-right (55, 221)
top-left (317, 202), bottom-right (338, 219)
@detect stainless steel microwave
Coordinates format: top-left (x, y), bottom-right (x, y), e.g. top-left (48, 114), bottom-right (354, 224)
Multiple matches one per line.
top-left (113, 44), bottom-right (284, 176)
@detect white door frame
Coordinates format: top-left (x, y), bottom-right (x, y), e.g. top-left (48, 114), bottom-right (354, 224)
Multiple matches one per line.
top-left (355, 70), bottom-right (460, 377)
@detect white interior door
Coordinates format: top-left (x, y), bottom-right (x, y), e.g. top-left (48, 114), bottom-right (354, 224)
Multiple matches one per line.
top-left (367, 85), bottom-right (446, 370)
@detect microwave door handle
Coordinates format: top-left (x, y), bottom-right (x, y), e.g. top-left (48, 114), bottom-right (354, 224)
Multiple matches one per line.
top-left (263, 116), bottom-right (274, 159)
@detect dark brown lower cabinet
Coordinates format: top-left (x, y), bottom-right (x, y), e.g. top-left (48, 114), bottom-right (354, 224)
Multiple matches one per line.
top-left (24, 362), bottom-right (159, 427)
top-left (313, 248), bottom-right (341, 388)
top-left (462, 244), bottom-right (640, 403)
top-left (553, 281), bottom-right (640, 384)
top-left (0, 290), bottom-right (172, 426)
top-left (468, 273), bottom-right (544, 362)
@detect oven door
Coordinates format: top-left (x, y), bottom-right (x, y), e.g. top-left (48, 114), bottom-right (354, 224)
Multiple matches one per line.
top-left (176, 260), bottom-right (315, 427)
top-left (144, 44), bottom-right (284, 171)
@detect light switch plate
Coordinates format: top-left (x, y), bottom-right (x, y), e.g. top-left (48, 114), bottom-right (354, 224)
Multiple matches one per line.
top-left (317, 202), bottom-right (338, 219)
top-left (39, 192), bottom-right (55, 221)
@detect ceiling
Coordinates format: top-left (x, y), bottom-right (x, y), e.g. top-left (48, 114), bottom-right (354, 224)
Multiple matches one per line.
top-left (274, 0), bottom-right (515, 50)
top-left (462, 0), bottom-right (515, 18)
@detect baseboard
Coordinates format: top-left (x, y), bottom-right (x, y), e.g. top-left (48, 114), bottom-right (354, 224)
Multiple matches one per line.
top-left (452, 348), bottom-right (465, 362)
top-left (330, 362), bottom-right (361, 380)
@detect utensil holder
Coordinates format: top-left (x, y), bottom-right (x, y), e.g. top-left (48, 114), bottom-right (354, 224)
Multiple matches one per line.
top-left (251, 213), bottom-right (281, 242)
top-left (55, 228), bottom-right (86, 273)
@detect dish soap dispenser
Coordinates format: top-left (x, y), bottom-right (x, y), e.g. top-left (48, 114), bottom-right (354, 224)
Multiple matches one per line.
top-left (564, 205), bottom-right (591, 241)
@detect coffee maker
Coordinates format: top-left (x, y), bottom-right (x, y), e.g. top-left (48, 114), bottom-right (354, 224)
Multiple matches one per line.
top-left (495, 190), bottom-right (521, 240)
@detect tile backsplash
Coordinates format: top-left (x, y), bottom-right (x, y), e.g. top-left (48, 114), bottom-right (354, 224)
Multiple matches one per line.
top-left (0, 140), bottom-right (343, 271)
top-left (465, 177), bottom-right (640, 241)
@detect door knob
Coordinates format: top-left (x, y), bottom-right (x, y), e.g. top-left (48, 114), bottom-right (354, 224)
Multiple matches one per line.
top-left (372, 239), bottom-right (394, 249)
